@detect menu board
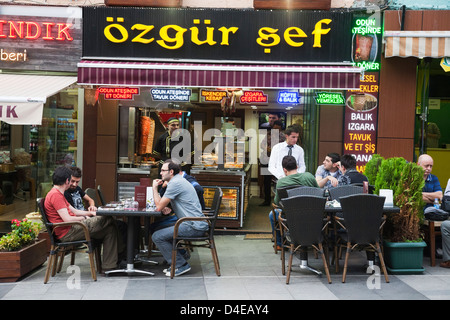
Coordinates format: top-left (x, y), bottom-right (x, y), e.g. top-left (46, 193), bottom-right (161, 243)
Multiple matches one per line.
top-left (344, 72), bottom-right (379, 172)
top-left (343, 13), bottom-right (382, 172)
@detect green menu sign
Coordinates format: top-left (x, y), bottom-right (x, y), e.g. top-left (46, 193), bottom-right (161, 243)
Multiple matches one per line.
top-left (314, 92), bottom-right (345, 105)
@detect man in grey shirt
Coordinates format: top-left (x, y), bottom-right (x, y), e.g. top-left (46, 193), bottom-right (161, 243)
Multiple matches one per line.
top-left (152, 159), bottom-right (208, 277)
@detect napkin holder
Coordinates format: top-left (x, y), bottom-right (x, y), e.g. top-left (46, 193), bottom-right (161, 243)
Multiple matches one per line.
top-left (379, 189), bottom-right (393, 207)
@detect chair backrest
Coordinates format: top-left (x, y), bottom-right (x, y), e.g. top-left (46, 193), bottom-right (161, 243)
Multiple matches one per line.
top-left (350, 182), bottom-right (375, 194)
top-left (339, 194), bottom-right (386, 244)
top-left (97, 185), bottom-right (106, 206)
top-left (85, 188), bottom-right (100, 207)
top-left (37, 197), bottom-right (58, 246)
top-left (328, 185), bottom-right (364, 201)
top-left (209, 187), bottom-right (223, 231)
top-left (276, 185), bottom-right (303, 203)
top-left (287, 186), bottom-right (325, 198)
top-left (281, 195), bottom-right (327, 246)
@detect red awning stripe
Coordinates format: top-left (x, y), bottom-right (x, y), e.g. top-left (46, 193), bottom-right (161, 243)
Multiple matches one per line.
top-left (77, 60), bottom-right (363, 90)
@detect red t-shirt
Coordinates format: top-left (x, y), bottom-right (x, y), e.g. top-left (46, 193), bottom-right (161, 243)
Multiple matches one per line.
top-left (44, 187), bottom-right (76, 239)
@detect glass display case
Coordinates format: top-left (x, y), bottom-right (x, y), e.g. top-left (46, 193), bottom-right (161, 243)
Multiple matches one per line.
top-left (191, 164), bottom-right (251, 228)
top-left (204, 186), bottom-right (239, 220)
top-left (193, 136), bottom-right (250, 171)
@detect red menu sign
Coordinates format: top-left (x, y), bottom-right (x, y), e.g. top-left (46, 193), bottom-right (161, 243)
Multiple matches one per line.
top-left (344, 72), bottom-right (379, 172)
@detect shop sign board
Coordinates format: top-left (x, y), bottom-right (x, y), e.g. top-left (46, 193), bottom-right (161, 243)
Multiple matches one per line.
top-left (277, 91), bottom-right (301, 104)
top-left (98, 87), bottom-right (140, 100)
top-left (0, 6), bottom-right (82, 72)
top-left (200, 90), bottom-right (227, 103)
top-left (343, 12), bottom-right (382, 172)
top-left (150, 88), bottom-right (191, 102)
top-left (239, 90), bottom-right (268, 105)
top-left (314, 92), bottom-right (345, 105)
top-left (0, 102), bottom-right (43, 125)
top-left (82, 7), bottom-right (354, 64)
top-left (350, 13), bottom-right (382, 72)
top-left (343, 72), bottom-right (379, 172)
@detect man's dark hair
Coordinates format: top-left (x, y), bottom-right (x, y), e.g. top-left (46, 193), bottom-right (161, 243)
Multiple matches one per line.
top-left (269, 112), bottom-right (281, 118)
top-left (52, 166), bottom-right (72, 186)
top-left (327, 153), bottom-right (341, 164)
top-left (284, 125), bottom-right (300, 137)
top-left (272, 120), bottom-right (283, 128)
top-left (340, 154), bottom-right (357, 169)
top-left (70, 166), bottom-right (82, 178)
top-left (282, 155), bottom-right (298, 171)
top-left (164, 159), bottom-right (181, 175)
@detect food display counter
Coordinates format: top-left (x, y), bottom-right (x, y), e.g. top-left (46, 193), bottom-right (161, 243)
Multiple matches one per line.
top-left (191, 164), bottom-right (252, 228)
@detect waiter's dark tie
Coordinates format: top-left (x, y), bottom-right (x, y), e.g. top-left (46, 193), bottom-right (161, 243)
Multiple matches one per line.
top-left (287, 145), bottom-right (293, 156)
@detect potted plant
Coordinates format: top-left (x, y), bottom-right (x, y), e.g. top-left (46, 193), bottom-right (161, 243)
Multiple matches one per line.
top-left (364, 153), bottom-right (383, 186)
top-left (365, 156), bottom-right (427, 273)
top-left (0, 218), bottom-right (47, 282)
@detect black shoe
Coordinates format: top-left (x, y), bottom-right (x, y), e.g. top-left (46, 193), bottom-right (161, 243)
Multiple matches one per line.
top-left (259, 201), bottom-right (271, 206)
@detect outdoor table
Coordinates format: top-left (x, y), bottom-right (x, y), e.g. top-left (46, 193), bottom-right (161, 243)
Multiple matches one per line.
top-left (324, 203), bottom-right (401, 214)
top-left (96, 204), bottom-right (161, 276)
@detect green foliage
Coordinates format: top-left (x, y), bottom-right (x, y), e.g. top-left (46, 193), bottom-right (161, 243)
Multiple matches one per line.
top-left (374, 157), bottom-right (407, 195)
top-left (368, 156), bottom-right (425, 242)
top-left (386, 161), bottom-right (425, 242)
top-left (0, 219), bottom-right (41, 252)
top-left (364, 154), bottom-right (384, 186)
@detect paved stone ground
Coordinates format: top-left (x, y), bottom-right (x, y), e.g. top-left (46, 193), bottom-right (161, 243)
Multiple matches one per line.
top-left (1, 235), bottom-right (450, 303)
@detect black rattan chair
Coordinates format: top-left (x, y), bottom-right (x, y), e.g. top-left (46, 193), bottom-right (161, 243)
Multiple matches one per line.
top-left (38, 198), bottom-right (101, 284)
top-left (328, 184), bottom-right (364, 269)
top-left (271, 185), bottom-right (303, 254)
top-left (84, 187), bottom-right (101, 207)
top-left (350, 182), bottom-right (375, 194)
top-left (97, 185), bottom-right (107, 206)
top-left (280, 195), bottom-right (331, 284)
top-left (286, 186), bottom-right (325, 198)
top-left (328, 185), bottom-right (364, 201)
top-left (170, 187), bottom-right (223, 279)
top-left (337, 194), bottom-right (389, 283)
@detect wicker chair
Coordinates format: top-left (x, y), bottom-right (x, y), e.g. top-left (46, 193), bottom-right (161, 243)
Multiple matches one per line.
top-left (271, 185), bottom-right (303, 254)
top-left (287, 186), bottom-right (325, 198)
top-left (38, 198), bottom-right (101, 284)
top-left (97, 185), bottom-right (107, 206)
top-left (170, 187), bottom-right (223, 279)
top-left (328, 185), bottom-right (364, 201)
top-left (84, 187), bottom-right (100, 207)
top-left (336, 194), bottom-right (389, 283)
top-left (280, 195), bottom-right (331, 284)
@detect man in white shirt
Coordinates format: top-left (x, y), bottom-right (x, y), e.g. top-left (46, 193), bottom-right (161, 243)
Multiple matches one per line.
top-left (268, 125), bottom-right (306, 179)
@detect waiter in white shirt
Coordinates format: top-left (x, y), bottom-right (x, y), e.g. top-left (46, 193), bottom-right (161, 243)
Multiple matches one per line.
top-left (268, 125), bottom-right (306, 179)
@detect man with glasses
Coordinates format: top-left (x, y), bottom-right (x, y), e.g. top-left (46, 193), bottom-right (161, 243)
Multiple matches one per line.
top-left (151, 159), bottom-right (208, 277)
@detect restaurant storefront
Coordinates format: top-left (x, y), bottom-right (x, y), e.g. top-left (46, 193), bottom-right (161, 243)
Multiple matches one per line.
top-left (0, 5), bottom-right (82, 206)
top-left (382, 9), bottom-right (450, 186)
top-left (78, 6), bottom-right (381, 228)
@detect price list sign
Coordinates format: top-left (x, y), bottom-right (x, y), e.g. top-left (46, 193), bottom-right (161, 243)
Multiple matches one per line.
top-left (344, 72), bottom-right (379, 172)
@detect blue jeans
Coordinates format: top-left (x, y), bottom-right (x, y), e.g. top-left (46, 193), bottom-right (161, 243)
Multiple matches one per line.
top-left (151, 223), bottom-right (206, 268)
top-left (269, 209), bottom-right (282, 246)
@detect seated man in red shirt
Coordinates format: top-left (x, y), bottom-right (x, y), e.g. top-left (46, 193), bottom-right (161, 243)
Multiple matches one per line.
top-left (44, 166), bottom-right (124, 271)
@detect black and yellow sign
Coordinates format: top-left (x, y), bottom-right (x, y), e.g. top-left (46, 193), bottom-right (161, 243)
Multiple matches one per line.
top-left (83, 7), bottom-right (354, 64)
